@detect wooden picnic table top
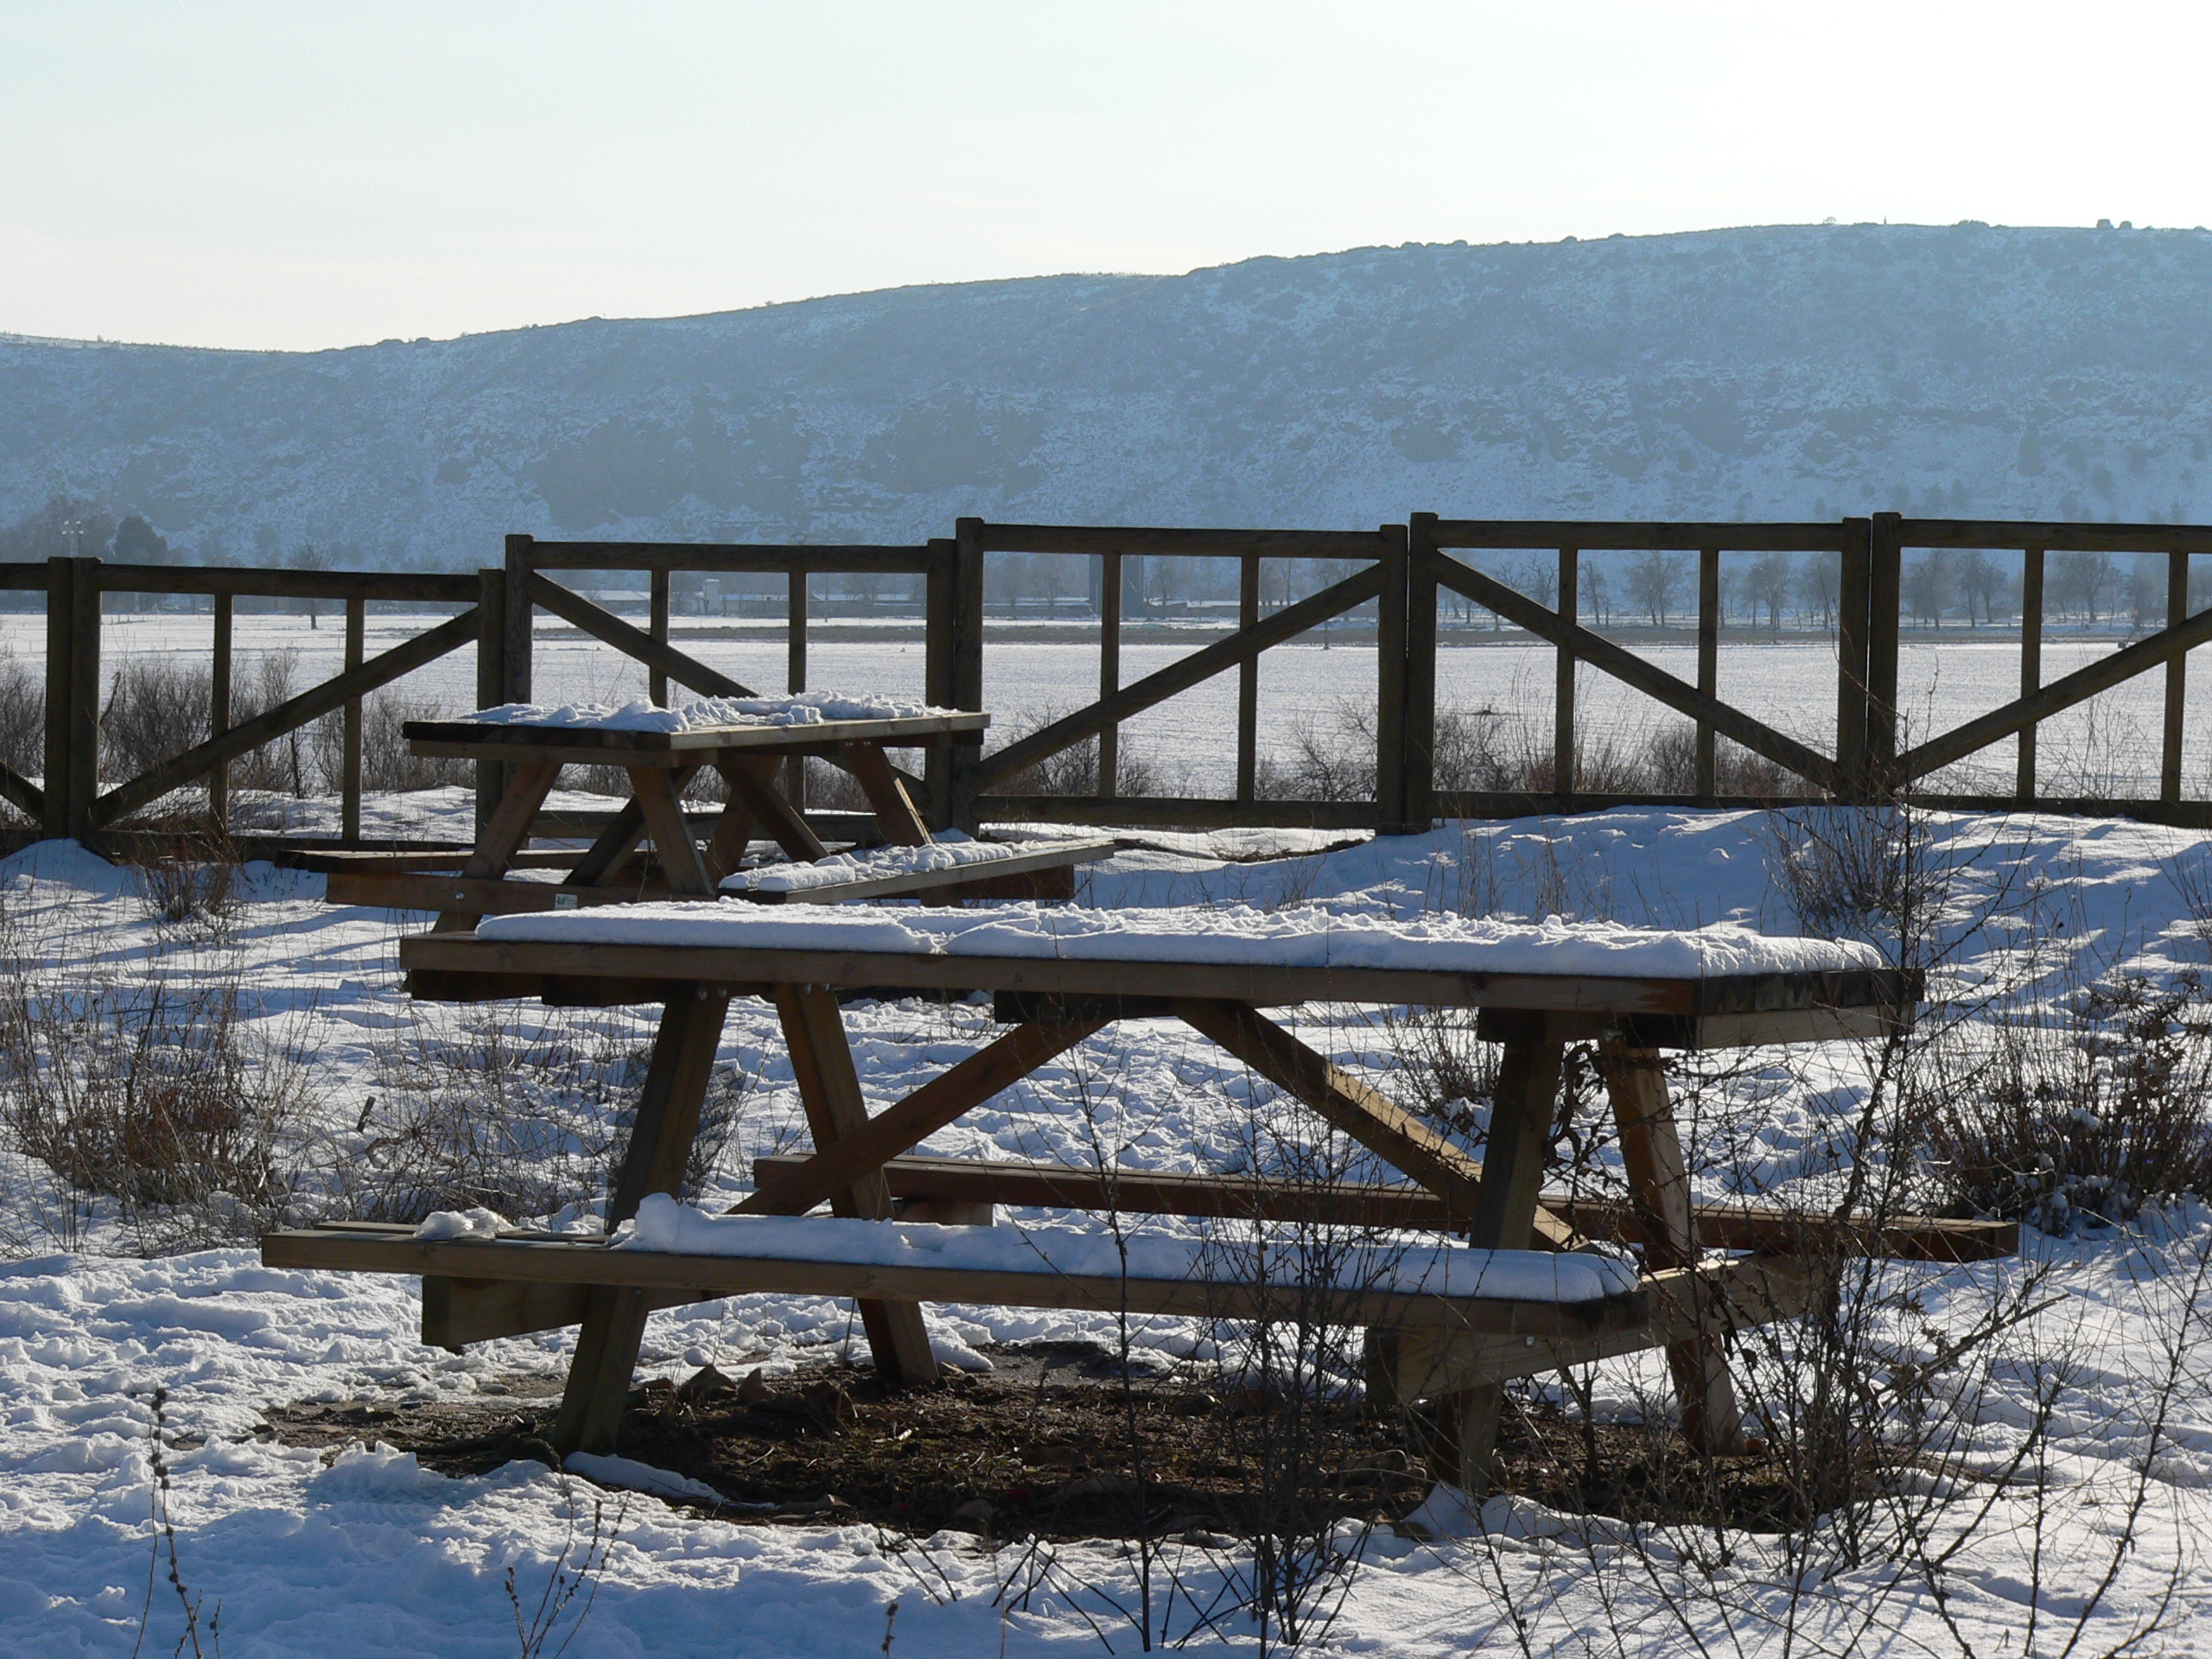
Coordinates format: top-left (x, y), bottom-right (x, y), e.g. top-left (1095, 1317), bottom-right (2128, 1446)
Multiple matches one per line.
top-left (398, 929), bottom-right (1916, 1042)
top-left (404, 710), bottom-right (990, 765)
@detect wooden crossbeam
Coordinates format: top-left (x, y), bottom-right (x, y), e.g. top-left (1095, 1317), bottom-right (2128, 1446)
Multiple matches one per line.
top-left (1898, 603), bottom-right (2212, 780)
top-left (92, 607), bottom-right (480, 826)
top-left (757, 1154), bottom-right (2017, 1262)
top-left (734, 1021), bottom-right (1109, 1219)
top-left (0, 760), bottom-right (41, 822)
top-left (971, 563), bottom-right (1385, 791)
top-left (719, 757), bottom-right (828, 862)
top-left (1173, 999), bottom-right (1582, 1251)
top-left (1434, 560), bottom-right (1843, 793)
top-left (525, 571), bottom-right (760, 701)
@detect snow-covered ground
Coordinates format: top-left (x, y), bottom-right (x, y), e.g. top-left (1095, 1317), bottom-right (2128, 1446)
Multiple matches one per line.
top-left (0, 810), bottom-right (2208, 1654)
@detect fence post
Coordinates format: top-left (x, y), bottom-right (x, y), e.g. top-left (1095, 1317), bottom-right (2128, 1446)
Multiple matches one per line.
top-left (923, 537), bottom-right (957, 829)
top-left (1402, 517), bottom-right (1438, 830)
top-left (2018, 547), bottom-right (2044, 802)
top-left (210, 594), bottom-right (232, 830)
top-left (1374, 525), bottom-right (1409, 831)
top-left (475, 567), bottom-right (506, 841)
top-left (1694, 547), bottom-right (1720, 800)
top-left (1556, 546), bottom-right (1579, 802)
top-left (41, 557), bottom-right (73, 841)
top-left (1867, 513), bottom-right (1904, 795)
top-left (502, 534), bottom-right (534, 705)
top-left (950, 518), bottom-right (987, 831)
top-left (2164, 548), bottom-right (2190, 803)
top-left (1834, 518), bottom-right (1872, 802)
top-left (1236, 552), bottom-right (1260, 804)
top-left (341, 596), bottom-right (365, 842)
top-left (66, 559), bottom-right (101, 842)
top-left (785, 565), bottom-right (807, 811)
top-left (1098, 551), bottom-right (1122, 802)
top-left (650, 567), bottom-right (671, 707)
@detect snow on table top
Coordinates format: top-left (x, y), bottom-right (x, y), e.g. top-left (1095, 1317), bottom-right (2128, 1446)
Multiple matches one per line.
top-left (462, 690), bottom-right (958, 732)
top-left (621, 1195), bottom-right (1641, 1303)
top-left (721, 832), bottom-right (1093, 893)
top-left (479, 899), bottom-right (1884, 978)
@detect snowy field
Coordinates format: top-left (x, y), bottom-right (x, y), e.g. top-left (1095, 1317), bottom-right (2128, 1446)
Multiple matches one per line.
top-left (0, 807), bottom-right (2204, 1653)
top-left (12, 610), bottom-right (2212, 802)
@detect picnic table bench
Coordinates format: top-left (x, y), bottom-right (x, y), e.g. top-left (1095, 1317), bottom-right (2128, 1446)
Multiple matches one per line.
top-left (315, 696), bottom-right (1109, 918)
top-left (265, 903), bottom-right (1986, 1486)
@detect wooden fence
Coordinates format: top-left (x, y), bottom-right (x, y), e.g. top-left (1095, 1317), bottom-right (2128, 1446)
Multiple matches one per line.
top-left (16, 511), bottom-right (2212, 858)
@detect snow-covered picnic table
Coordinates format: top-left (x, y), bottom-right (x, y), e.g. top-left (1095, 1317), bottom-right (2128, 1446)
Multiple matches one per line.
top-left (319, 694), bottom-right (1107, 918)
top-left (266, 901), bottom-right (1981, 1489)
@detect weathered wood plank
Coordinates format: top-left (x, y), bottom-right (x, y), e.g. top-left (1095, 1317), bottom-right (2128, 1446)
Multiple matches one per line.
top-left (732, 840), bottom-right (1110, 906)
top-left (1434, 1033), bottom-right (1564, 1484)
top-left (628, 766), bottom-right (716, 896)
top-left (757, 1154), bottom-right (2015, 1261)
top-left (400, 931), bottom-right (1923, 1020)
top-left (554, 988), bottom-right (731, 1453)
top-left (1599, 1039), bottom-right (1743, 1455)
top-left (261, 1228), bottom-right (1647, 1338)
top-left (774, 986), bottom-right (938, 1386)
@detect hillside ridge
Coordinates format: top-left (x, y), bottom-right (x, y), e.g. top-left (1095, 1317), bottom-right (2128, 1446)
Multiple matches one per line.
top-left (4, 223), bottom-right (2209, 563)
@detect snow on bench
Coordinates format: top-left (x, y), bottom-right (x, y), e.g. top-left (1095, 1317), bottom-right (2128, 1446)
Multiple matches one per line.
top-left (616, 1195), bottom-right (1643, 1306)
top-left (721, 832), bottom-right (1114, 900)
top-left (463, 691), bottom-right (958, 733)
top-left (477, 899), bottom-right (1885, 979)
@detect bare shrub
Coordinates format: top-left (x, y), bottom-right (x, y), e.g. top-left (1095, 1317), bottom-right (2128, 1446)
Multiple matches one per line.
top-left (123, 830), bottom-right (244, 931)
top-left (339, 1007), bottom-right (746, 1225)
top-left (224, 649), bottom-right (304, 796)
top-left (985, 706), bottom-right (1160, 798)
top-left (99, 656), bottom-right (213, 784)
top-left (1641, 723), bottom-right (1804, 798)
top-left (0, 649), bottom-right (42, 784)
top-left (308, 690), bottom-right (474, 794)
top-left (341, 1010), bottom-right (629, 1224)
top-left (1928, 972), bottom-right (2212, 1227)
top-left (0, 971), bottom-right (312, 1251)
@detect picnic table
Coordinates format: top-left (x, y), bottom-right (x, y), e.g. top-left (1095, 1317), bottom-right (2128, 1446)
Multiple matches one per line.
top-left (265, 903), bottom-right (1998, 1487)
top-left (315, 696), bottom-right (1109, 919)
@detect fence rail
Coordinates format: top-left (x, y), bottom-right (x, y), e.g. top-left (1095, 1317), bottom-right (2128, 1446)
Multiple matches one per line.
top-left (13, 511), bottom-right (2212, 859)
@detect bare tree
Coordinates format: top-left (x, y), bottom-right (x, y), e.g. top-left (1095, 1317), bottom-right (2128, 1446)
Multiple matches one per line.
top-left (1626, 551), bottom-right (1688, 628)
top-left (1746, 550), bottom-right (1792, 631)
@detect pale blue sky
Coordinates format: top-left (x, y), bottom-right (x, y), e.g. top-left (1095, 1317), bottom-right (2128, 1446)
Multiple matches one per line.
top-left (3, 1), bottom-right (2205, 352)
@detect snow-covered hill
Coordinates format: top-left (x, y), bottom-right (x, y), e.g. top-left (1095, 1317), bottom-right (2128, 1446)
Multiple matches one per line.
top-left (7, 222), bottom-right (2212, 564)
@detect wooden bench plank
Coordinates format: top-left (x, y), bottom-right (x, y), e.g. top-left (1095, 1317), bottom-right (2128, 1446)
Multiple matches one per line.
top-left (262, 1227), bottom-right (1648, 1338)
top-left (750, 1154), bottom-right (2018, 1262)
top-left (727, 841), bottom-right (1113, 906)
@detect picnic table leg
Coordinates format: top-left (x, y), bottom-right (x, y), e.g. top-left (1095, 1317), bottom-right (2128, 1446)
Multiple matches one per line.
top-left (774, 984), bottom-right (940, 1387)
top-left (721, 755), bottom-right (830, 863)
top-left (627, 766), bottom-right (716, 895)
top-left (552, 985), bottom-right (733, 1455)
top-left (432, 760), bottom-right (562, 931)
top-left (1435, 1033), bottom-right (1564, 1489)
top-left (838, 741), bottom-right (931, 846)
top-left (1598, 1039), bottom-right (1745, 1457)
